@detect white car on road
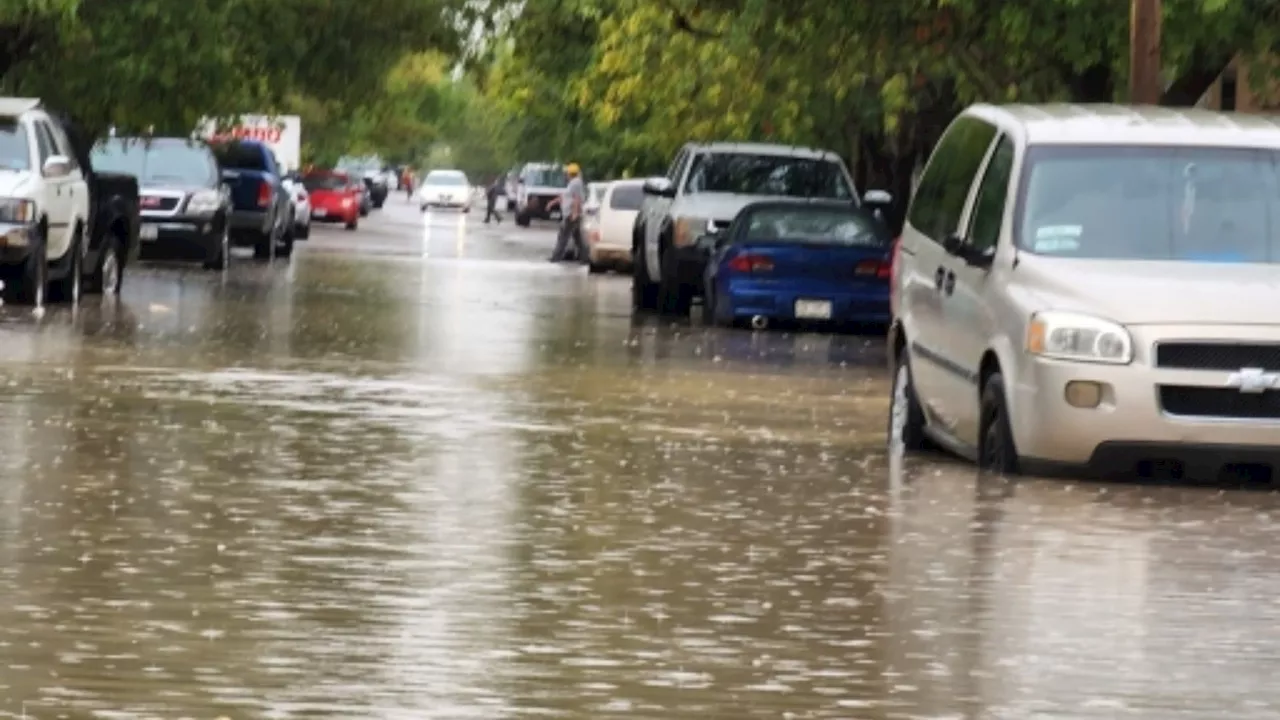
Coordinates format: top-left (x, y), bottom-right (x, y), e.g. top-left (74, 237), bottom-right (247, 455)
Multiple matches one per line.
top-left (417, 169), bottom-right (472, 212)
top-left (0, 98), bottom-right (90, 305)
top-left (584, 179), bottom-right (645, 274)
top-left (282, 176), bottom-right (311, 240)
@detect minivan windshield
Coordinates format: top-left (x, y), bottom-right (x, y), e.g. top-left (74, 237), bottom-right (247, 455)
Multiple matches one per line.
top-left (1019, 145), bottom-right (1280, 262)
top-left (741, 207), bottom-right (885, 246)
top-left (684, 153), bottom-right (854, 200)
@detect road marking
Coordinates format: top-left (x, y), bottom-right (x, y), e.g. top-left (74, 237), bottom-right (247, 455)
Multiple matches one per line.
top-left (421, 208), bottom-right (431, 258)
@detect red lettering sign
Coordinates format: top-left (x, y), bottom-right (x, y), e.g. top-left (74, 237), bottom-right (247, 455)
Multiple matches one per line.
top-left (210, 125), bottom-right (283, 144)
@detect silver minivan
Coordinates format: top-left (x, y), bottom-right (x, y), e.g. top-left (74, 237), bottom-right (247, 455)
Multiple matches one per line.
top-left (889, 103), bottom-right (1280, 480)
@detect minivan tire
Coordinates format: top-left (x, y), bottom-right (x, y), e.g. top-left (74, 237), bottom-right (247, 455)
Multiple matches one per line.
top-left (656, 245), bottom-right (692, 317)
top-left (979, 372), bottom-right (1020, 475)
top-left (888, 351), bottom-right (929, 452)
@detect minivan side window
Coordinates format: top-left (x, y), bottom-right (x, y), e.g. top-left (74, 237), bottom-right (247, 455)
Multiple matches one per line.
top-left (666, 148), bottom-right (687, 180)
top-left (966, 135), bottom-right (1015, 254)
top-left (907, 117), bottom-right (998, 243)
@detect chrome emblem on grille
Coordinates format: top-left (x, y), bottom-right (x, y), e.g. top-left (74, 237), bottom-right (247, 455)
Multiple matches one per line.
top-left (1225, 367), bottom-right (1279, 394)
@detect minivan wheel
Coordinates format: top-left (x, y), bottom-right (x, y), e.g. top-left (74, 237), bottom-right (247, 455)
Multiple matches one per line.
top-left (888, 351), bottom-right (929, 452)
top-left (978, 372), bottom-right (1020, 475)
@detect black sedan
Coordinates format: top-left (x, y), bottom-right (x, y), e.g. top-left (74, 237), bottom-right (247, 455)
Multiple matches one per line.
top-left (91, 137), bottom-right (231, 270)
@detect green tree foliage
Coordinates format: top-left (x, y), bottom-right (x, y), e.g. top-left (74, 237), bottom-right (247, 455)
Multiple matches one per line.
top-left (444, 0), bottom-right (1280, 211)
top-left (0, 0), bottom-right (465, 137)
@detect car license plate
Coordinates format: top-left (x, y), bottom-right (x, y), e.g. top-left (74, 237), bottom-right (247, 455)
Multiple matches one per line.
top-left (140, 224), bottom-right (158, 242)
top-left (313, 208), bottom-right (327, 218)
top-left (795, 299), bottom-right (832, 319)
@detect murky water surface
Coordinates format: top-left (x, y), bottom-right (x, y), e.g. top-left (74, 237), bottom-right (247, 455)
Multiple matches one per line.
top-left (0, 204), bottom-right (1277, 718)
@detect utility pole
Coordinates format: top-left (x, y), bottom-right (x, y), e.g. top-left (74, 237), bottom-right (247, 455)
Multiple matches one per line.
top-left (1129, 0), bottom-right (1163, 104)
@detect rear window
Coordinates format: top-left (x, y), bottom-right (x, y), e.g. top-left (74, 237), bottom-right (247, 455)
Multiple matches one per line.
top-left (610, 184), bottom-right (644, 210)
top-left (425, 172), bottom-right (467, 186)
top-left (524, 167), bottom-right (568, 187)
top-left (1019, 145), bottom-right (1280, 262)
top-left (303, 174), bottom-right (349, 191)
top-left (684, 152), bottom-right (853, 199)
top-left (742, 207), bottom-right (885, 247)
top-left (212, 142), bottom-right (268, 171)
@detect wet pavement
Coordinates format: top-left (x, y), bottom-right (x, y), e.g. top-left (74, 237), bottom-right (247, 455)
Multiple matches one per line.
top-left (0, 195), bottom-right (1276, 718)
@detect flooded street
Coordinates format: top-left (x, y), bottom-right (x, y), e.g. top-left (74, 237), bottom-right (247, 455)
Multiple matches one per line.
top-left (1, 195), bottom-right (1279, 719)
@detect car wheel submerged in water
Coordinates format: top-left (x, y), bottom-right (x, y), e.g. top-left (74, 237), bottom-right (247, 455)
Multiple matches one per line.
top-left (979, 372), bottom-right (1019, 475)
top-left (888, 350), bottom-right (929, 453)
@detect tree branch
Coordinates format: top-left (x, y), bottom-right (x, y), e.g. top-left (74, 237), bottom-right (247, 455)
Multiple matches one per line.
top-left (656, 0), bottom-right (721, 39)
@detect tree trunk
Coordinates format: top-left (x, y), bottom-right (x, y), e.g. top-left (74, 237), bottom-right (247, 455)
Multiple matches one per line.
top-left (1067, 63), bottom-right (1116, 102)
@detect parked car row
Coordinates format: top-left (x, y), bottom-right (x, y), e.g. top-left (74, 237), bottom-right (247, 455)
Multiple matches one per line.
top-left (629, 141), bottom-right (895, 330)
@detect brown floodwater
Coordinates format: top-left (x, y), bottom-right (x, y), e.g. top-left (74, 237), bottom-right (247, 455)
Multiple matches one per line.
top-left (0, 200), bottom-right (1276, 719)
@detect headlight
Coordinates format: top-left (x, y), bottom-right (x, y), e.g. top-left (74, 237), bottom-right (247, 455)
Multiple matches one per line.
top-left (186, 190), bottom-right (221, 215)
top-left (1027, 311), bottom-right (1133, 364)
top-left (673, 217), bottom-right (706, 247)
top-left (0, 198), bottom-right (35, 224)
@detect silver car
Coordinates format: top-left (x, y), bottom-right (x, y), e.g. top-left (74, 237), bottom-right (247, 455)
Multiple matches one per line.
top-left (889, 103), bottom-right (1280, 480)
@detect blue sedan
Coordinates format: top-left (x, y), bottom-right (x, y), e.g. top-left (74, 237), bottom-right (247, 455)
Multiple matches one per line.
top-left (701, 201), bottom-right (892, 330)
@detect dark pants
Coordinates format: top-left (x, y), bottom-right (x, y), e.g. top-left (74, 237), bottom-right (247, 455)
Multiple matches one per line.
top-left (484, 197), bottom-right (502, 223)
top-left (551, 216), bottom-right (587, 262)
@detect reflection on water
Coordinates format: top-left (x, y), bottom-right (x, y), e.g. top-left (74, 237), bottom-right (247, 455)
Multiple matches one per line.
top-left (0, 248), bottom-right (1279, 717)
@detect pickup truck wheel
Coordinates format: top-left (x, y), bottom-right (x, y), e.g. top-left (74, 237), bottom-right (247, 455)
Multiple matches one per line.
top-left (49, 231), bottom-right (82, 305)
top-left (253, 229), bottom-right (274, 260)
top-left (656, 242), bottom-right (692, 317)
top-left (10, 229), bottom-right (47, 307)
top-left (295, 218), bottom-right (310, 240)
top-left (87, 230), bottom-right (124, 294)
top-left (631, 237), bottom-right (659, 313)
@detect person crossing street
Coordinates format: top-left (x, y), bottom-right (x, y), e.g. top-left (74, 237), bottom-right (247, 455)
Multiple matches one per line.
top-left (549, 162), bottom-right (588, 264)
top-left (484, 175), bottom-right (503, 224)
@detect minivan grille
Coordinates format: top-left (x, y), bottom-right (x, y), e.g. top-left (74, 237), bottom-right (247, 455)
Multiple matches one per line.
top-left (1160, 385), bottom-right (1280, 420)
top-left (1155, 342), bottom-right (1280, 371)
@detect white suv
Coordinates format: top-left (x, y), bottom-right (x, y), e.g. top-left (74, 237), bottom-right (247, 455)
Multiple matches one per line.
top-left (890, 103), bottom-right (1280, 481)
top-left (0, 98), bottom-right (89, 305)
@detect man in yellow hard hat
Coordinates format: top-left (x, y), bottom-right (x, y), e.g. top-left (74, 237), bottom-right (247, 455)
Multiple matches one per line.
top-left (550, 162), bottom-right (588, 264)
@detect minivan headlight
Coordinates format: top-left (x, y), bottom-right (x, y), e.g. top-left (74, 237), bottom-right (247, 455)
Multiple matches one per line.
top-left (1027, 310), bottom-right (1133, 364)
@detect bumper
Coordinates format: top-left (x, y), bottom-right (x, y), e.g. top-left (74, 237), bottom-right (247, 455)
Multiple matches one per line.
top-left (311, 206), bottom-right (356, 223)
top-left (590, 245), bottom-right (631, 266)
top-left (421, 199), bottom-right (469, 209)
top-left (1011, 354), bottom-right (1280, 473)
top-left (719, 279), bottom-right (890, 324)
top-left (139, 216), bottom-right (221, 257)
top-left (228, 210), bottom-right (270, 240)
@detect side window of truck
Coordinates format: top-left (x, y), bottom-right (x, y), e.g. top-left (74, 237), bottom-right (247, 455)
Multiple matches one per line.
top-left (32, 121), bottom-right (53, 164)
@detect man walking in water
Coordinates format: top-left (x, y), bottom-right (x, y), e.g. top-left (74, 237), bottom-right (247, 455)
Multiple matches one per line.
top-left (549, 162), bottom-right (587, 264)
top-left (484, 175), bottom-right (503, 224)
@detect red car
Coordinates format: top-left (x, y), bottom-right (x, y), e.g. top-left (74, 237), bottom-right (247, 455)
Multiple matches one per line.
top-left (303, 171), bottom-right (360, 230)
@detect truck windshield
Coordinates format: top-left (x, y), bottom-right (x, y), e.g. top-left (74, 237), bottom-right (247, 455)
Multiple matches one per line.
top-left (0, 120), bottom-right (30, 171)
top-left (212, 142), bottom-right (268, 172)
top-left (1019, 144), bottom-right (1280, 262)
top-left (683, 153), bottom-right (854, 200)
top-left (91, 139), bottom-right (216, 186)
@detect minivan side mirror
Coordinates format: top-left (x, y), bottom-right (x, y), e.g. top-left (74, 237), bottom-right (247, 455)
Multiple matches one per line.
top-left (944, 233), bottom-right (994, 268)
top-left (42, 155), bottom-right (71, 178)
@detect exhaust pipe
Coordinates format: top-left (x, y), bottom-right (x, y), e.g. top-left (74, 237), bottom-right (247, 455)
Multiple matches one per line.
top-left (750, 315), bottom-right (769, 330)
